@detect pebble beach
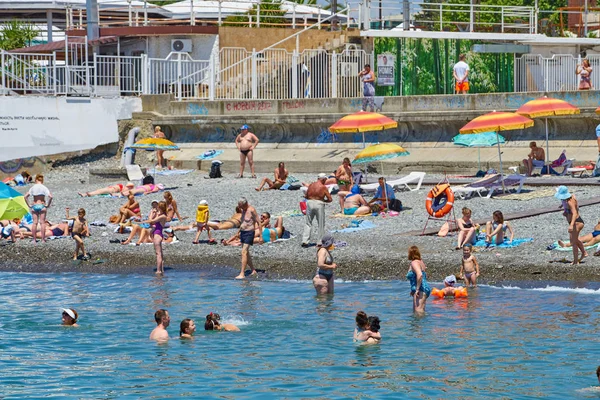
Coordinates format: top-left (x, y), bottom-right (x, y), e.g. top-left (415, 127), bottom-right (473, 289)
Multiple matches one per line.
top-left (4, 155), bottom-right (600, 283)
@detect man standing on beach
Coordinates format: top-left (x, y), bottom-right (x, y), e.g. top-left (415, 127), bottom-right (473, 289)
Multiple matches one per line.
top-left (236, 197), bottom-right (262, 279)
top-left (149, 309), bottom-right (170, 341)
top-left (302, 173), bottom-right (333, 247)
top-left (453, 54), bottom-right (470, 95)
top-left (235, 125), bottom-right (260, 178)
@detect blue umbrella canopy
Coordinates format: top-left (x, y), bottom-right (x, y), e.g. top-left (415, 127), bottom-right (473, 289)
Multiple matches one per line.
top-left (452, 131), bottom-right (506, 147)
top-left (0, 182), bottom-right (29, 220)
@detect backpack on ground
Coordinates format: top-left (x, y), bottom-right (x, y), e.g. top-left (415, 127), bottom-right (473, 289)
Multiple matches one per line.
top-left (388, 198), bottom-right (403, 212)
top-left (209, 160), bottom-right (222, 179)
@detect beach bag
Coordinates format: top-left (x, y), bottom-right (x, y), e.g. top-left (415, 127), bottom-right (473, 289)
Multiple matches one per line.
top-left (288, 182), bottom-right (301, 190)
top-left (196, 204), bottom-right (209, 223)
top-left (388, 198), bottom-right (403, 212)
top-left (142, 175), bottom-right (154, 185)
top-left (209, 161), bottom-right (222, 179)
top-left (438, 222), bottom-right (450, 237)
top-left (299, 200), bottom-right (307, 215)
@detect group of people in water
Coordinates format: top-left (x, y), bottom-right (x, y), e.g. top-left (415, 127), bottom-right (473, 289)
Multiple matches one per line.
top-left (148, 309), bottom-right (240, 341)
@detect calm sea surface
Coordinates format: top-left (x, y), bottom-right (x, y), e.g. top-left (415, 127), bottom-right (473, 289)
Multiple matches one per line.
top-left (1, 270), bottom-right (600, 399)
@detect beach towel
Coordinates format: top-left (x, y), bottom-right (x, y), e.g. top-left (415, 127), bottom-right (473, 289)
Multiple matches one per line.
top-left (331, 220), bottom-right (376, 233)
top-left (473, 238), bottom-right (533, 248)
top-left (332, 212), bottom-right (374, 218)
top-left (547, 241), bottom-right (598, 251)
top-left (196, 150), bottom-right (224, 160)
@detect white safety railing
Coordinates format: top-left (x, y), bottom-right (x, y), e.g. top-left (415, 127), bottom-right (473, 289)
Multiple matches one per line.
top-left (358, 1), bottom-right (536, 34)
top-left (94, 55), bottom-right (144, 95)
top-left (514, 54), bottom-right (600, 92)
top-left (147, 52), bottom-right (210, 100)
top-left (0, 51), bottom-right (59, 94)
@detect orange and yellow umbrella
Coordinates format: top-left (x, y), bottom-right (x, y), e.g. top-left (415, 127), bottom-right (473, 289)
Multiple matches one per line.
top-left (459, 111), bottom-right (534, 134)
top-left (329, 111), bottom-right (398, 147)
top-left (595, 106), bottom-right (600, 115)
top-left (516, 96), bottom-right (579, 162)
top-left (128, 138), bottom-right (180, 151)
top-left (353, 143), bottom-right (409, 164)
top-left (460, 112), bottom-right (534, 189)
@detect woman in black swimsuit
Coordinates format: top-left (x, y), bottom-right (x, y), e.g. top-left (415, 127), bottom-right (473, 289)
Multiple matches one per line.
top-left (312, 234), bottom-right (337, 295)
top-left (456, 207), bottom-right (477, 249)
top-left (555, 185), bottom-right (587, 265)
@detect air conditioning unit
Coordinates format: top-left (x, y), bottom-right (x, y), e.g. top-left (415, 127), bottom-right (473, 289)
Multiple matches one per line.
top-left (171, 39), bottom-right (192, 52)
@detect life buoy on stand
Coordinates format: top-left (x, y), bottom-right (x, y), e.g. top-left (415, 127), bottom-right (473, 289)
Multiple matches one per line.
top-left (425, 184), bottom-right (454, 218)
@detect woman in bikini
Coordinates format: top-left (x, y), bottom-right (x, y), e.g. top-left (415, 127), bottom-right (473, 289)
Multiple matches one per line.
top-left (258, 212), bottom-right (285, 243)
top-left (24, 174), bottom-right (53, 243)
top-left (335, 158), bottom-right (354, 192)
top-left (312, 234), bottom-right (337, 295)
top-left (117, 194), bottom-right (141, 224)
top-left (555, 185), bottom-right (587, 265)
top-left (456, 207), bottom-right (478, 249)
top-left (164, 191), bottom-right (186, 222)
top-left (337, 185), bottom-right (370, 215)
top-left (121, 183), bottom-right (164, 197)
top-left (207, 206), bottom-right (243, 230)
top-left (559, 220), bottom-right (600, 250)
top-left (485, 210), bottom-right (514, 245)
top-left (79, 182), bottom-right (134, 197)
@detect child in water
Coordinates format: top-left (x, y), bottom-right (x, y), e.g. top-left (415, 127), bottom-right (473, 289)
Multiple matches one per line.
top-left (460, 244), bottom-right (480, 287)
top-left (366, 316), bottom-right (381, 344)
top-left (353, 311), bottom-right (381, 343)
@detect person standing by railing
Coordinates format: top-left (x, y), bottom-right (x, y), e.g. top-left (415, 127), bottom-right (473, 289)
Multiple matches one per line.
top-left (453, 54), bottom-right (470, 95)
top-left (359, 64), bottom-right (376, 112)
top-left (576, 59), bottom-right (593, 90)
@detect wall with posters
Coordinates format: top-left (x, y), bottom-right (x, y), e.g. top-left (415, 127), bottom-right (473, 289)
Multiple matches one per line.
top-left (0, 97), bottom-right (142, 163)
top-left (374, 38), bottom-right (514, 96)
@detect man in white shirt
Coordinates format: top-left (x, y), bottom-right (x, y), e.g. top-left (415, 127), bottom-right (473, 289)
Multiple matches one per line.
top-left (453, 54), bottom-right (470, 94)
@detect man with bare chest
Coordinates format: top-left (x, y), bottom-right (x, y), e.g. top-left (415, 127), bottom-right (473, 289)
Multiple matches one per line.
top-left (235, 125), bottom-right (260, 178)
top-left (302, 173), bottom-right (333, 247)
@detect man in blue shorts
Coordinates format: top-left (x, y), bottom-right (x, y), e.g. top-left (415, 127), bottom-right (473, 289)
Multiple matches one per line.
top-left (235, 197), bottom-right (262, 279)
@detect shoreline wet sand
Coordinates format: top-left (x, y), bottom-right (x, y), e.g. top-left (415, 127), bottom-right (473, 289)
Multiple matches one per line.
top-left (4, 156), bottom-right (600, 283)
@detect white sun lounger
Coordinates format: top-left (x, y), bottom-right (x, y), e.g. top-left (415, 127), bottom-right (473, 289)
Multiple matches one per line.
top-left (360, 172), bottom-right (426, 193)
top-left (453, 174), bottom-right (501, 199)
top-left (126, 164), bottom-right (145, 184)
top-left (487, 174), bottom-right (527, 198)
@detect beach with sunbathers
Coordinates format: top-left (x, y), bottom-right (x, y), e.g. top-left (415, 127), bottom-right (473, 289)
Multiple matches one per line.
top-left (4, 158), bottom-right (600, 282)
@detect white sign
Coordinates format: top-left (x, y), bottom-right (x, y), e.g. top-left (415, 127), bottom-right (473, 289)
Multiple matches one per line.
top-left (0, 97), bottom-right (141, 162)
top-left (377, 54), bottom-right (395, 87)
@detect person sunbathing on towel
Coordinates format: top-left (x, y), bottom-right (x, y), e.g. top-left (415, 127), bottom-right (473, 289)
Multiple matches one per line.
top-left (559, 220), bottom-right (600, 250)
top-left (79, 182), bottom-right (135, 197)
top-left (207, 207), bottom-right (242, 230)
top-left (0, 219), bottom-right (24, 242)
top-left (21, 220), bottom-right (70, 239)
top-left (255, 162), bottom-right (289, 191)
top-left (258, 212), bottom-right (285, 242)
top-left (121, 183), bottom-right (165, 197)
top-left (337, 185), bottom-right (371, 215)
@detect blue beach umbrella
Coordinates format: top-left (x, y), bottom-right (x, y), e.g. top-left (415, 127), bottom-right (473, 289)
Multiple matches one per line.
top-left (452, 131), bottom-right (506, 171)
top-left (0, 182), bottom-right (29, 221)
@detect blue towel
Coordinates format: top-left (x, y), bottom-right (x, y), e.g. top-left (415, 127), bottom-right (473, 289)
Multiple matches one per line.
top-left (331, 220), bottom-right (376, 234)
top-left (474, 238), bottom-right (533, 248)
top-left (196, 150), bottom-right (224, 160)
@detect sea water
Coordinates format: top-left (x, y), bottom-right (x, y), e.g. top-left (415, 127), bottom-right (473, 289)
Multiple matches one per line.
top-left (1, 270), bottom-right (600, 398)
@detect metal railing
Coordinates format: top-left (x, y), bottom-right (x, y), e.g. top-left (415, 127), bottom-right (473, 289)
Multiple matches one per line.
top-left (359, 1), bottom-right (536, 34)
top-left (515, 54), bottom-right (600, 92)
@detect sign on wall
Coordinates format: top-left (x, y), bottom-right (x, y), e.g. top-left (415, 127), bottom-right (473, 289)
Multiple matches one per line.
top-left (0, 97), bottom-right (141, 162)
top-left (377, 53), bottom-right (396, 87)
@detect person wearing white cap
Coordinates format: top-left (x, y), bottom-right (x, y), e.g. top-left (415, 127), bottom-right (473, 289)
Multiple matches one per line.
top-left (62, 308), bottom-right (79, 327)
top-left (555, 185), bottom-right (587, 265)
top-left (301, 174), bottom-right (333, 247)
top-left (235, 125), bottom-right (259, 178)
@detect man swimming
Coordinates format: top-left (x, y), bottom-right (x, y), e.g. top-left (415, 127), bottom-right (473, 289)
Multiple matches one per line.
top-left (149, 309), bottom-right (170, 341)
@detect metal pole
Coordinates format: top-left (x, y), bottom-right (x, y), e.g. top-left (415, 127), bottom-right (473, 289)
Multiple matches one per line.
top-left (256, 3), bottom-right (260, 28)
top-left (584, 0), bottom-right (589, 36)
top-left (251, 48), bottom-right (257, 99)
top-left (545, 117), bottom-right (550, 163)
top-left (1, 51), bottom-right (6, 94)
top-left (218, 0), bottom-right (222, 26)
top-left (190, 0), bottom-right (195, 26)
top-left (292, 4), bottom-right (296, 29)
top-left (497, 132), bottom-right (505, 192)
top-left (469, 0), bottom-right (474, 32)
top-left (46, 11), bottom-right (53, 42)
top-left (143, 0), bottom-right (148, 26)
top-left (403, 0), bottom-right (410, 30)
top-left (292, 50), bottom-right (298, 99)
top-left (177, 52), bottom-right (182, 101)
top-left (128, 0), bottom-right (132, 26)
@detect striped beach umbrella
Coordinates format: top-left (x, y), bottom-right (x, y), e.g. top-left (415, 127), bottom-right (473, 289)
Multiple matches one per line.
top-left (516, 96), bottom-right (579, 162)
top-left (329, 111), bottom-right (398, 148)
top-left (0, 182), bottom-right (29, 221)
top-left (595, 106), bottom-right (600, 115)
top-left (460, 112), bottom-right (534, 191)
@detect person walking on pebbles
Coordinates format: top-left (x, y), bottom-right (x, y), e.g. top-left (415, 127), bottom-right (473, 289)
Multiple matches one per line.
top-left (555, 185), bottom-right (587, 265)
top-left (235, 125), bottom-right (259, 178)
top-left (302, 173), bottom-right (333, 248)
top-left (235, 197), bottom-right (263, 279)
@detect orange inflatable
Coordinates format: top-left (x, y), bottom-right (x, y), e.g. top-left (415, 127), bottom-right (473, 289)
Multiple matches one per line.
top-left (425, 184), bottom-right (454, 218)
top-left (431, 287), bottom-right (468, 299)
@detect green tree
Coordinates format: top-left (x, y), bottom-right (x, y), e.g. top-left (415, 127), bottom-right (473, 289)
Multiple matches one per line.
top-left (224, 0), bottom-right (287, 27)
top-left (0, 21), bottom-right (38, 51)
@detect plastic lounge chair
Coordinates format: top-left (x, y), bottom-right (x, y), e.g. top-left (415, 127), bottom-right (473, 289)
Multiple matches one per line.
top-left (453, 174), bottom-right (501, 199)
top-left (487, 174), bottom-right (526, 198)
top-left (360, 172), bottom-right (426, 193)
top-left (125, 165), bottom-right (145, 184)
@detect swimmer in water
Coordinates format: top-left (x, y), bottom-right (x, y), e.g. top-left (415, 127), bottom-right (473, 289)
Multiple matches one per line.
top-left (366, 316), bottom-right (381, 344)
top-left (460, 244), bottom-right (480, 287)
top-left (149, 309), bottom-right (170, 341)
top-left (353, 311), bottom-right (380, 342)
top-left (62, 308), bottom-right (79, 327)
top-left (179, 319), bottom-right (196, 339)
top-left (438, 275), bottom-right (466, 296)
top-left (204, 313), bottom-right (240, 332)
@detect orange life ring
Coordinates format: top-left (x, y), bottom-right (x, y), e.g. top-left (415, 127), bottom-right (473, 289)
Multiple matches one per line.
top-left (425, 185), bottom-right (454, 218)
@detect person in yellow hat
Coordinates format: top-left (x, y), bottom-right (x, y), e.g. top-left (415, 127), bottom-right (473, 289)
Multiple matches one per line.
top-left (193, 200), bottom-right (215, 244)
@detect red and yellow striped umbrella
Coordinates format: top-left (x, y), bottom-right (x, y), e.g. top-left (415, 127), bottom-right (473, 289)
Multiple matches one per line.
top-left (329, 111), bottom-right (397, 133)
top-left (516, 96), bottom-right (579, 118)
top-left (459, 111), bottom-right (534, 134)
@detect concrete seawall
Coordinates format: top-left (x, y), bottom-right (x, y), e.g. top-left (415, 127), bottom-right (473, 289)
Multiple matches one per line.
top-left (131, 91), bottom-right (600, 173)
